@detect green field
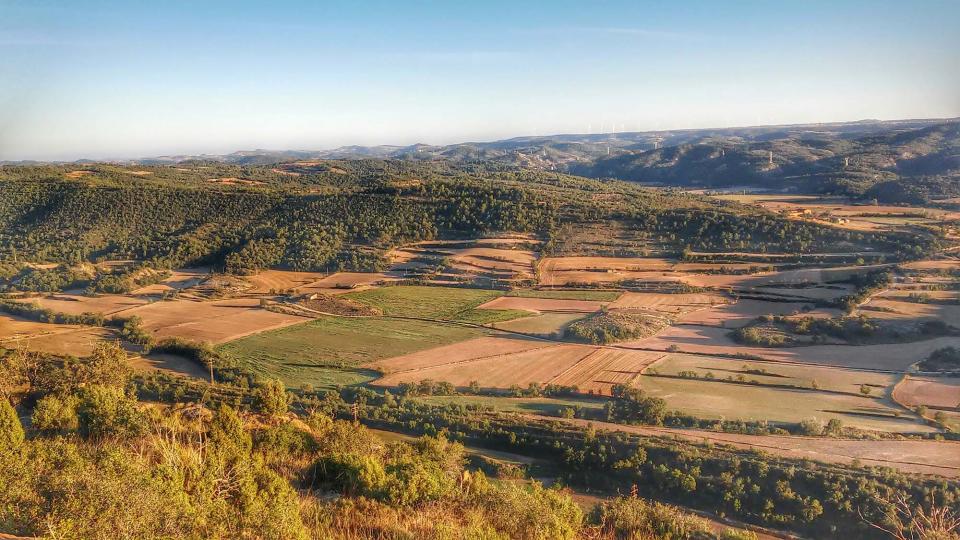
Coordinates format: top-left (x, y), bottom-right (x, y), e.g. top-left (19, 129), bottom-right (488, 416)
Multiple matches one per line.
top-left (219, 315), bottom-right (485, 389)
top-left (505, 289), bottom-right (622, 301)
top-left (344, 285), bottom-right (529, 323)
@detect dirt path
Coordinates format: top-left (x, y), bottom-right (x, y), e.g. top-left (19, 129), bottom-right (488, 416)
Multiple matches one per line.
top-left (530, 415), bottom-right (960, 478)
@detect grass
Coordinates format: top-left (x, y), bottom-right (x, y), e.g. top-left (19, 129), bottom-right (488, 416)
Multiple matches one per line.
top-left (219, 315), bottom-right (485, 389)
top-left (505, 289), bottom-right (622, 302)
top-left (344, 285), bottom-right (528, 324)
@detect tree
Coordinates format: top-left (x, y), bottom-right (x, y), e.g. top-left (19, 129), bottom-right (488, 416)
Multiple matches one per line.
top-left (256, 379), bottom-right (290, 417)
top-left (0, 398), bottom-right (24, 450)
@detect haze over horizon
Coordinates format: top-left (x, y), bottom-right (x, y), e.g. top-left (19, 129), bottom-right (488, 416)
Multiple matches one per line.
top-left (2, 0), bottom-right (958, 161)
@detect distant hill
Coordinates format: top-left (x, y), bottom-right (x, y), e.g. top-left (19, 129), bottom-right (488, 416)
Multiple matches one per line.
top-left (7, 118), bottom-right (958, 201)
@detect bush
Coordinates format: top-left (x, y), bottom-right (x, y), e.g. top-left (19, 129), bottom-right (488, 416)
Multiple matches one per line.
top-left (76, 385), bottom-right (146, 439)
top-left (592, 496), bottom-right (711, 539)
top-left (32, 393), bottom-right (80, 434)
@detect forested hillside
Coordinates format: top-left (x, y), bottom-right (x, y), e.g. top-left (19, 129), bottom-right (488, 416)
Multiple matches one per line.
top-left (0, 161), bottom-right (936, 278)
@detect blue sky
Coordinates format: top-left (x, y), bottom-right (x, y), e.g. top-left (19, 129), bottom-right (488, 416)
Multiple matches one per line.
top-left (1, 0), bottom-right (958, 161)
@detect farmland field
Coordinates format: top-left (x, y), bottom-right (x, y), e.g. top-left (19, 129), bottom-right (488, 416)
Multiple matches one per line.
top-left (345, 285), bottom-right (528, 323)
top-left (634, 373), bottom-right (932, 432)
top-left (220, 315), bottom-right (485, 388)
top-left (374, 343), bottom-right (597, 390)
top-left (622, 324), bottom-right (960, 370)
top-left (491, 312), bottom-right (586, 337)
top-left (126, 298), bottom-right (309, 343)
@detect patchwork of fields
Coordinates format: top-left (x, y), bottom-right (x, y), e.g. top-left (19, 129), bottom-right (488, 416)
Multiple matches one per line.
top-left (8, 220), bottom-right (960, 476)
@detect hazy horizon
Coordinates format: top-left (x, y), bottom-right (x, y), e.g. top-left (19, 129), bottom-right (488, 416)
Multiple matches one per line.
top-left (3, 0), bottom-right (959, 161)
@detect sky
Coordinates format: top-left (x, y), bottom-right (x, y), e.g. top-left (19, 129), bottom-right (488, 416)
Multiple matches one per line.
top-left (1, 0), bottom-right (958, 161)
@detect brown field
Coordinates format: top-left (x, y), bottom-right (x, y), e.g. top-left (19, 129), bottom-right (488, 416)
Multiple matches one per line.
top-left (711, 195), bottom-right (960, 232)
top-left (300, 272), bottom-right (402, 292)
top-left (862, 297), bottom-right (960, 326)
top-left (0, 314), bottom-right (75, 341)
top-left (367, 335), bottom-right (552, 374)
top-left (0, 314), bottom-right (111, 356)
top-left (492, 313), bottom-right (586, 337)
top-left (389, 239), bottom-right (539, 285)
top-left (64, 170), bottom-right (94, 178)
top-left (476, 296), bottom-right (604, 313)
top-left (547, 416), bottom-right (960, 477)
top-left (124, 298), bottom-right (310, 343)
top-left (244, 270), bottom-right (329, 294)
top-left (132, 268), bottom-right (209, 295)
top-left (649, 353), bottom-right (901, 395)
top-left (538, 257), bottom-right (760, 287)
top-left (608, 292), bottom-right (728, 314)
top-left (622, 325), bottom-right (960, 371)
top-left (549, 348), bottom-right (665, 394)
top-left (23, 294), bottom-right (148, 316)
top-left (894, 376), bottom-right (960, 410)
top-left (129, 353), bottom-right (209, 379)
top-left (676, 300), bottom-right (838, 328)
top-left (374, 343), bottom-right (596, 389)
top-left (900, 259), bottom-right (960, 272)
top-left (8, 326), bottom-right (114, 356)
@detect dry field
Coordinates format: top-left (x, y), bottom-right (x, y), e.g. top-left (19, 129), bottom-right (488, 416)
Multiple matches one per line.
top-left (125, 298), bottom-right (310, 343)
top-left (7, 326), bottom-right (114, 356)
top-left (476, 296), bottom-right (605, 313)
top-left (128, 352), bottom-right (209, 379)
top-left (894, 375), bottom-right (960, 410)
top-left (300, 272), bottom-right (402, 293)
top-left (538, 257), bottom-right (759, 287)
top-left (243, 270), bottom-right (329, 294)
top-left (648, 353), bottom-right (900, 395)
top-left (862, 297), bottom-right (960, 326)
top-left (367, 335), bottom-right (553, 374)
top-left (549, 348), bottom-right (665, 394)
top-left (374, 343), bottom-right (597, 389)
top-left (132, 268), bottom-right (209, 295)
top-left (622, 325), bottom-right (960, 371)
top-left (635, 374), bottom-right (930, 432)
top-left (676, 300), bottom-right (839, 328)
top-left (900, 259), bottom-right (960, 272)
top-left (608, 292), bottom-right (728, 314)
top-left (389, 238), bottom-right (539, 285)
top-left (22, 294), bottom-right (148, 316)
top-left (550, 416), bottom-right (958, 477)
top-left (710, 194), bottom-right (960, 232)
